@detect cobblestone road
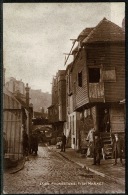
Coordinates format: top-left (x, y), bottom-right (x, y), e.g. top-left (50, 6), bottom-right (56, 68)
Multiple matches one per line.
top-left (3, 146), bottom-right (125, 194)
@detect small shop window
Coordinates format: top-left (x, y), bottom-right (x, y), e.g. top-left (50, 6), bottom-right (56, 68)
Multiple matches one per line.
top-left (78, 71), bottom-right (82, 87)
top-left (89, 68), bottom-right (100, 83)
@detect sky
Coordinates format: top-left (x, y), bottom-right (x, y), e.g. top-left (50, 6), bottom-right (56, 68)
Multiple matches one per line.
top-left (3, 3), bottom-right (125, 93)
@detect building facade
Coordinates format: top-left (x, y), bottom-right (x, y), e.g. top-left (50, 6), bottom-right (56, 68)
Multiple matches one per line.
top-left (4, 71), bottom-right (33, 162)
top-left (66, 18), bottom-right (125, 155)
top-left (48, 70), bottom-right (66, 138)
top-left (47, 18), bottom-right (125, 156)
top-left (3, 88), bottom-right (28, 161)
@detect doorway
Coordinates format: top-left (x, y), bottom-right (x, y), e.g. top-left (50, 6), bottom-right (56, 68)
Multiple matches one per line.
top-left (97, 104), bottom-right (110, 132)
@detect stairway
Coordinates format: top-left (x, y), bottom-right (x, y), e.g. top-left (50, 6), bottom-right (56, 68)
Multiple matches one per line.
top-left (100, 132), bottom-right (112, 159)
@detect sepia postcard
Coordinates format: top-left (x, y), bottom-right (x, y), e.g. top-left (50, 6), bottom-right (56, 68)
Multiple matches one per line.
top-left (2, 2), bottom-right (126, 194)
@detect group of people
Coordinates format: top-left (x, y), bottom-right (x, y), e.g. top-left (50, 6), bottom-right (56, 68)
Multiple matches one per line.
top-left (86, 127), bottom-right (124, 166)
top-left (22, 130), bottom-right (38, 156)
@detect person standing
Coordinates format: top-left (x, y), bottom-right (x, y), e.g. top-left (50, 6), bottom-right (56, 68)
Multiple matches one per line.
top-left (102, 109), bottom-right (110, 132)
top-left (86, 128), bottom-right (95, 157)
top-left (31, 132), bottom-right (38, 155)
top-left (112, 133), bottom-right (124, 166)
top-left (22, 130), bottom-right (29, 156)
top-left (61, 133), bottom-right (66, 152)
top-left (92, 131), bottom-right (103, 165)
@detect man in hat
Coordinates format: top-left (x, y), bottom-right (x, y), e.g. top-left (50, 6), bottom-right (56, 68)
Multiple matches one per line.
top-left (61, 133), bottom-right (66, 152)
top-left (92, 131), bottom-right (103, 165)
top-left (112, 133), bottom-right (124, 165)
top-left (102, 109), bottom-right (110, 132)
top-left (30, 132), bottom-right (38, 155)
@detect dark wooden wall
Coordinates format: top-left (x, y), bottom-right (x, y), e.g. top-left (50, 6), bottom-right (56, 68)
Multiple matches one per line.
top-left (86, 43), bottom-right (125, 102)
top-left (71, 48), bottom-right (89, 110)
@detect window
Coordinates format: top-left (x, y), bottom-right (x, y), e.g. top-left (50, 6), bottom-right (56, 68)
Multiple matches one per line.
top-left (102, 68), bottom-right (116, 82)
top-left (73, 115), bottom-right (74, 135)
top-left (70, 116), bottom-right (71, 130)
top-left (73, 138), bottom-right (75, 144)
top-left (78, 71), bottom-right (82, 87)
top-left (89, 68), bottom-right (100, 83)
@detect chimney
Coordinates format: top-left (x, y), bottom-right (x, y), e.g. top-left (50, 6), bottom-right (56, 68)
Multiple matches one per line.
top-left (25, 83), bottom-right (30, 107)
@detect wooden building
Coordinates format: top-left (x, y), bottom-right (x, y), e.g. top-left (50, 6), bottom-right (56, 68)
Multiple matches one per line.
top-left (67, 18), bottom-right (125, 154)
top-left (3, 88), bottom-right (28, 161)
top-left (65, 63), bottom-right (80, 149)
top-left (48, 70), bottom-right (66, 138)
top-left (3, 80), bottom-right (33, 162)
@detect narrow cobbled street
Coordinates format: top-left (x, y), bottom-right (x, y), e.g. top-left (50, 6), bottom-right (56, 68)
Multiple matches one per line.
top-left (3, 145), bottom-right (124, 194)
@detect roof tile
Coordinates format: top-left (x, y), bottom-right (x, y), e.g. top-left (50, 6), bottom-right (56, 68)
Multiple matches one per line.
top-left (83, 17), bottom-right (125, 43)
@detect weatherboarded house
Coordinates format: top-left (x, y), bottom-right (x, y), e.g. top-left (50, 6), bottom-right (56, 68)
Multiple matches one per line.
top-left (48, 70), bottom-right (66, 138)
top-left (67, 18), bottom-right (125, 150)
top-left (3, 88), bottom-right (30, 161)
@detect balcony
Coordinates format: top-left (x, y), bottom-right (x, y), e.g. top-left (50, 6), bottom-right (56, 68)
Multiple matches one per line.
top-left (89, 82), bottom-right (104, 102)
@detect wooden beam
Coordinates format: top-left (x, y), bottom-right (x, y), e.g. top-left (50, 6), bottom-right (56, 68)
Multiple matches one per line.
top-left (63, 53), bottom-right (73, 55)
top-left (64, 40), bottom-right (77, 66)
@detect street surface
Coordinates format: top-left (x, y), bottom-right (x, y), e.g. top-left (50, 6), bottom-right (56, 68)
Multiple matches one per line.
top-left (3, 145), bottom-right (125, 194)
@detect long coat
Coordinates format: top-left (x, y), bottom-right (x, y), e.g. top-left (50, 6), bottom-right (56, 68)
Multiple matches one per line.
top-left (30, 134), bottom-right (38, 151)
top-left (102, 111), bottom-right (110, 132)
top-left (22, 131), bottom-right (29, 149)
top-left (62, 135), bottom-right (66, 145)
top-left (112, 138), bottom-right (124, 158)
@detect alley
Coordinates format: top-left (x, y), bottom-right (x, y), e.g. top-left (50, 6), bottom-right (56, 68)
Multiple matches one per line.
top-left (3, 146), bottom-right (124, 194)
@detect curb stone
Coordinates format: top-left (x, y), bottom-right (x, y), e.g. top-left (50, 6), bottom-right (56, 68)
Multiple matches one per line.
top-left (9, 158), bottom-right (26, 174)
top-left (56, 149), bottom-right (124, 186)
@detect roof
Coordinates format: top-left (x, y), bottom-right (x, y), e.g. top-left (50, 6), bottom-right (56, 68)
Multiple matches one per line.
top-left (4, 87), bottom-right (22, 106)
top-left (77, 27), bottom-right (94, 41)
top-left (72, 28), bottom-right (94, 54)
top-left (83, 17), bottom-right (125, 44)
top-left (15, 97), bottom-right (30, 111)
top-left (72, 46), bottom-right (79, 54)
top-left (47, 105), bottom-right (54, 109)
top-left (4, 87), bottom-right (22, 109)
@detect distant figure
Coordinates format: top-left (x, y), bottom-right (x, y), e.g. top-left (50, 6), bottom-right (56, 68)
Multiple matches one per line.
top-left (22, 130), bottom-right (29, 156)
top-left (102, 109), bottom-right (110, 132)
top-left (61, 133), bottom-right (66, 152)
top-left (29, 133), bottom-right (33, 154)
top-left (112, 133), bottom-right (124, 166)
top-left (92, 131), bottom-right (103, 165)
top-left (86, 128), bottom-right (95, 157)
top-left (30, 132), bottom-right (38, 155)
top-left (3, 132), bottom-right (8, 156)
